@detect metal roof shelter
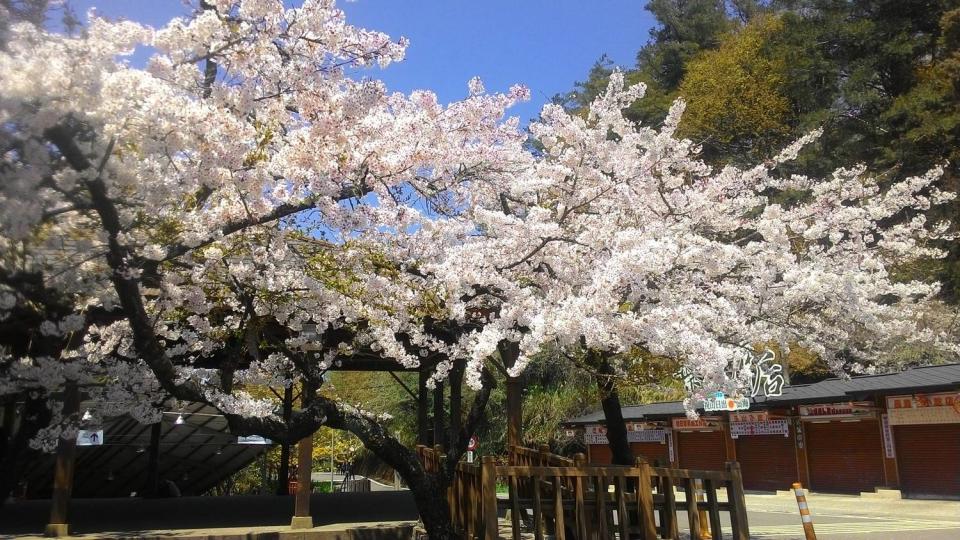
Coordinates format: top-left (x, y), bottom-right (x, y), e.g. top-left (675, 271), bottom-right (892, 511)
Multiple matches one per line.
top-left (21, 402), bottom-right (267, 498)
top-left (566, 363), bottom-right (960, 425)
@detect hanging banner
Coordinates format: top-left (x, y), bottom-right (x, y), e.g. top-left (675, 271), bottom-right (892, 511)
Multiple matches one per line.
top-left (729, 419), bottom-right (789, 439)
top-left (881, 414), bottom-right (896, 458)
top-left (798, 402), bottom-right (876, 420)
top-left (886, 393), bottom-right (960, 425)
top-left (77, 430), bottom-right (104, 446)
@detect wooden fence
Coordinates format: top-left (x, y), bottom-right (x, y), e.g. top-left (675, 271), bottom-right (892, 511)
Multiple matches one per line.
top-left (417, 445), bottom-right (750, 540)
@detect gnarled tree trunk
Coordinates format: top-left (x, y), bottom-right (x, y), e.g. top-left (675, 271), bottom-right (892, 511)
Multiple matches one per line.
top-left (592, 351), bottom-right (635, 466)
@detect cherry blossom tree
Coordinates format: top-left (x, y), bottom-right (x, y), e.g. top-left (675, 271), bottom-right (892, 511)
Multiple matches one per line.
top-left (2, 0), bottom-right (957, 536)
top-left (0, 1), bottom-right (527, 535)
top-left (430, 72), bottom-right (959, 465)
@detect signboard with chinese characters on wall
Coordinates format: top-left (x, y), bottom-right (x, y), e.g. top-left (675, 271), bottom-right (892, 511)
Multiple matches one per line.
top-left (886, 393), bottom-right (960, 425)
top-left (730, 411), bottom-right (770, 423)
top-left (585, 424), bottom-right (608, 445)
top-left (628, 428), bottom-right (667, 443)
top-left (729, 419), bottom-right (789, 439)
top-left (627, 422), bottom-right (668, 443)
top-left (671, 417), bottom-right (723, 431)
top-left (586, 423), bottom-right (667, 444)
top-left (798, 402), bottom-right (877, 420)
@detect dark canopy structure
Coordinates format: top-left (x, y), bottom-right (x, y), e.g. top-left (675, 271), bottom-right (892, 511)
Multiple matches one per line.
top-left (20, 402), bottom-right (267, 498)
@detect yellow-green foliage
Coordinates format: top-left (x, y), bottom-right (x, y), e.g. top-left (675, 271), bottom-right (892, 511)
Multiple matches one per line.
top-left (678, 15), bottom-right (792, 157)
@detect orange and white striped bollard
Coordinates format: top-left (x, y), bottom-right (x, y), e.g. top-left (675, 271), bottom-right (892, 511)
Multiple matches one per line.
top-left (792, 482), bottom-right (817, 540)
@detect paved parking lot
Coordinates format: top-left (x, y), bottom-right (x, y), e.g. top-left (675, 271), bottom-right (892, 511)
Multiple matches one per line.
top-left (740, 492), bottom-right (960, 539)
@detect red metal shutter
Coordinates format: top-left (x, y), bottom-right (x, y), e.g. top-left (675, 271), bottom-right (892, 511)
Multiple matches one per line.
top-left (894, 423), bottom-right (960, 500)
top-left (735, 432), bottom-right (797, 492)
top-left (805, 420), bottom-right (884, 493)
top-left (632, 441), bottom-right (670, 467)
top-left (677, 430), bottom-right (726, 470)
top-left (589, 443), bottom-right (612, 464)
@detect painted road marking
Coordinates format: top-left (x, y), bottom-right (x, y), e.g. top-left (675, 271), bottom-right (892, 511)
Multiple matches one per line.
top-left (750, 517), bottom-right (960, 537)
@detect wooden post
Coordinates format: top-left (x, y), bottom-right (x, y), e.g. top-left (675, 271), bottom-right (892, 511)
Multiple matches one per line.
top-left (144, 421), bottom-right (161, 497)
top-left (794, 417), bottom-right (811, 488)
top-left (572, 453), bottom-right (588, 540)
top-left (45, 381), bottom-right (79, 537)
top-left (417, 368), bottom-right (429, 445)
top-left (636, 458), bottom-right (658, 540)
top-left (481, 456), bottom-right (498, 540)
top-left (726, 461), bottom-right (750, 540)
top-left (276, 385), bottom-right (294, 495)
top-left (506, 376), bottom-right (522, 448)
top-left (685, 478), bottom-right (702, 540)
top-left (290, 392), bottom-right (314, 529)
top-left (696, 478), bottom-right (711, 539)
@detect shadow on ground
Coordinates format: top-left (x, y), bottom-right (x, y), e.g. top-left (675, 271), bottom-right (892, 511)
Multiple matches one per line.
top-left (0, 492), bottom-right (418, 536)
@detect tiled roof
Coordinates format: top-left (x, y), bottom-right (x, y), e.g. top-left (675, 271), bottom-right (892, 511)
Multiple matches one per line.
top-left (565, 363), bottom-right (960, 425)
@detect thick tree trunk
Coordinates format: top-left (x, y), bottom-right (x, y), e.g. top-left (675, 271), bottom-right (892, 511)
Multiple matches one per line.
top-left (409, 473), bottom-right (458, 540)
top-left (593, 352), bottom-right (634, 466)
top-left (448, 361), bottom-right (464, 450)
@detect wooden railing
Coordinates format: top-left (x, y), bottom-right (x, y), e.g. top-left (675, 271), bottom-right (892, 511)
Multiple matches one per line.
top-left (509, 444), bottom-right (574, 467)
top-left (417, 445), bottom-right (750, 540)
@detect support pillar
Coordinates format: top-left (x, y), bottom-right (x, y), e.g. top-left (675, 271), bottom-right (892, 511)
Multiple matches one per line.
top-left (144, 421), bottom-right (161, 497)
top-left (276, 385), bottom-right (293, 495)
top-left (45, 381), bottom-right (79, 537)
top-left (291, 393), bottom-right (314, 530)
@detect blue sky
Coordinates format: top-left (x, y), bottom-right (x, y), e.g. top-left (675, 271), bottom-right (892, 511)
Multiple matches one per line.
top-left (69, 0), bottom-right (658, 122)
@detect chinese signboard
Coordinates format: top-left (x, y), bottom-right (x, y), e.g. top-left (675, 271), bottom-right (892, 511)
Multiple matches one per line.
top-left (237, 435), bottom-right (271, 444)
top-left (730, 411), bottom-right (770, 422)
top-left (703, 392), bottom-right (750, 412)
top-left (629, 429), bottom-right (667, 444)
top-left (672, 417), bottom-right (722, 430)
top-left (586, 424), bottom-right (667, 444)
top-left (886, 393), bottom-right (960, 425)
top-left (585, 425), bottom-right (607, 445)
top-left (729, 419), bottom-right (789, 439)
top-left (798, 402), bottom-right (876, 420)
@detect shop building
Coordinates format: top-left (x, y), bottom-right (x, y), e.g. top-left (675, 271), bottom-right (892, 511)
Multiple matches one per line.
top-left (566, 363), bottom-right (960, 499)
